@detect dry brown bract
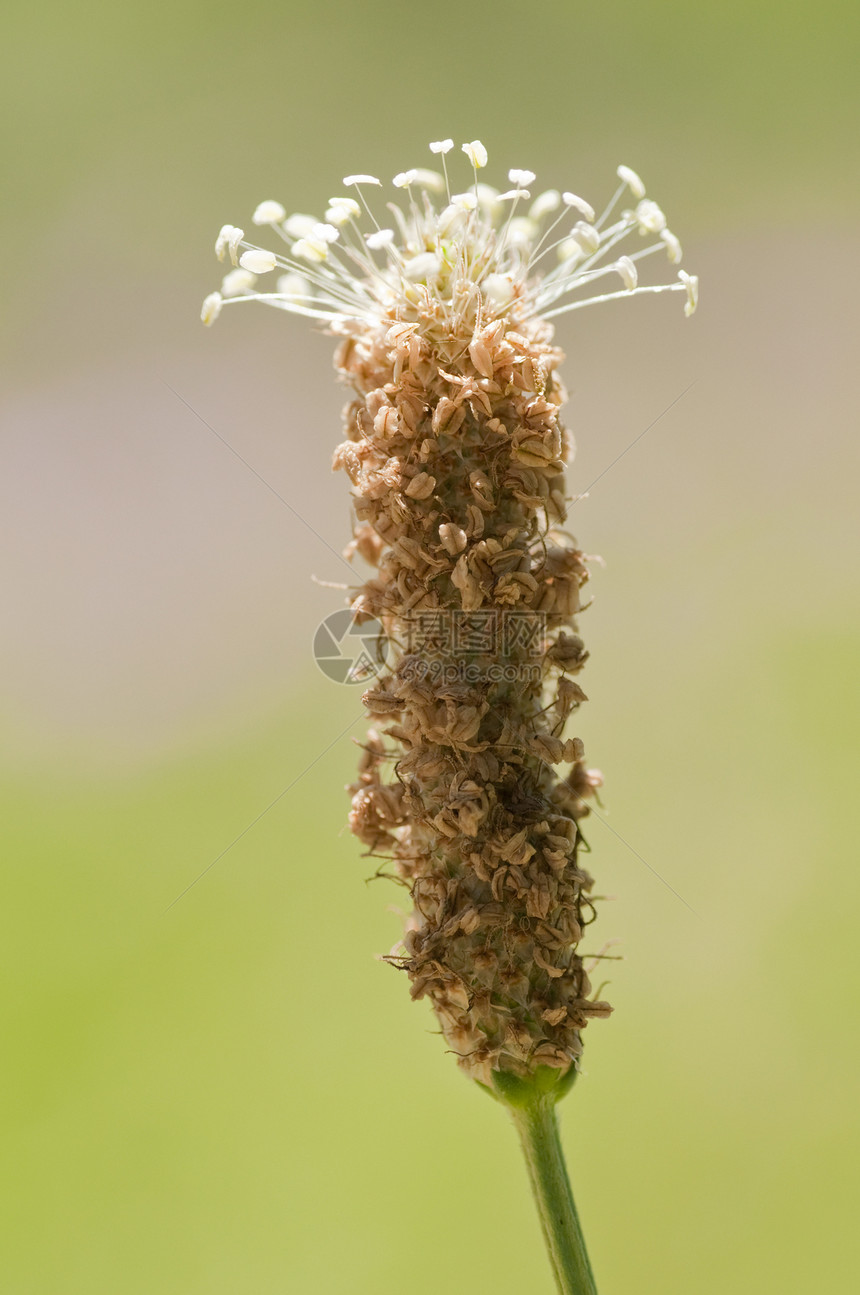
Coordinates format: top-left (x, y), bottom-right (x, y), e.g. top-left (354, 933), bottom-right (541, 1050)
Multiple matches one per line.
top-left (338, 298), bottom-right (611, 1085)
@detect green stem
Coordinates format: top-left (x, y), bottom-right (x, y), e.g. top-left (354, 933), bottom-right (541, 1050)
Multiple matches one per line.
top-left (508, 1092), bottom-right (597, 1295)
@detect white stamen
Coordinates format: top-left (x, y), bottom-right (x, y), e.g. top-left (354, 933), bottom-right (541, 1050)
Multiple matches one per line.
top-left (617, 165), bottom-right (646, 199)
top-left (635, 199), bottom-right (666, 235)
top-left (475, 184), bottom-right (502, 216)
top-left (414, 169), bottom-right (445, 191)
top-left (252, 200), bottom-right (287, 225)
top-left (411, 168), bottom-right (445, 192)
top-left (325, 198), bottom-right (361, 225)
top-left (679, 270), bottom-right (698, 316)
top-left (402, 252), bottom-right (441, 282)
top-left (215, 224), bottom-right (244, 265)
top-left (570, 221), bottom-right (600, 254)
top-left (312, 222), bottom-right (340, 243)
top-left (660, 229), bottom-right (682, 264)
top-left (507, 216), bottom-right (537, 246)
top-left (239, 248), bottom-right (278, 273)
top-left (203, 156), bottom-right (695, 335)
top-left (557, 238), bottom-right (584, 265)
top-left (366, 228), bottom-right (395, 250)
top-left (530, 190), bottom-right (561, 221)
top-left (429, 139), bottom-right (454, 155)
top-left (437, 203), bottom-right (467, 235)
top-left (284, 213), bottom-right (319, 238)
top-left (222, 268), bottom-right (257, 297)
top-left (201, 292), bottom-right (222, 325)
top-left (615, 256), bottom-right (638, 291)
top-left (292, 237), bottom-right (330, 264)
top-left (483, 273), bottom-right (515, 306)
top-left (462, 140), bottom-right (488, 169)
top-left (562, 192), bottom-right (596, 223)
top-left (277, 272), bottom-right (311, 297)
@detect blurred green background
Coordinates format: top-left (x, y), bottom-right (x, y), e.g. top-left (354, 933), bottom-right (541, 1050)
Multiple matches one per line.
top-left (3, 0), bottom-right (859, 1291)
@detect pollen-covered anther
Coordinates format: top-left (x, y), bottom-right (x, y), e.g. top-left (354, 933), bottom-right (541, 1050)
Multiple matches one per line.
top-left (325, 197), bottom-right (361, 224)
top-left (429, 139), bottom-right (454, 155)
top-left (276, 271), bottom-right (310, 297)
top-left (221, 268), bottom-right (257, 297)
top-left (483, 273), bottom-right (515, 306)
top-left (200, 291), bottom-right (222, 325)
top-left (509, 168), bottom-right (536, 187)
top-left (393, 170), bottom-right (418, 188)
top-left (239, 248), bottom-right (278, 273)
top-left (679, 270), bottom-right (699, 316)
top-left (284, 213), bottom-right (319, 238)
top-left (615, 256), bottom-right (638, 291)
top-left (462, 140), bottom-right (488, 168)
top-left (570, 221), bottom-right (600, 254)
top-left (562, 192), bottom-right (596, 222)
top-left (635, 199), bottom-right (667, 235)
top-left (252, 200), bottom-right (287, 225)
top-left (366, 228), bottom-right (395, 250)
top-left (215, 224), bottom-right (244, 265)
top-left (526, 191), bottom-right (558, 222)
top-left (343, 174), bottom-right (382, 186)
top-left (617, 164), bottom-right (646, 198)
top-left (661, 229), bottom-right (683, 264)
top-left (402, 252), bottom-right (441, 283)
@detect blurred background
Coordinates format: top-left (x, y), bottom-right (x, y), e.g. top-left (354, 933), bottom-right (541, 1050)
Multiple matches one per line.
top-left (2, 1), bottom-right (859, 1291)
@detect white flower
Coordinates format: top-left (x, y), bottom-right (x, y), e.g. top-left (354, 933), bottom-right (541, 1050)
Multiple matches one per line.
top-left (252, 200), bottom-right (286, 225)
top-left (203, 145), bottom-right (697, 328)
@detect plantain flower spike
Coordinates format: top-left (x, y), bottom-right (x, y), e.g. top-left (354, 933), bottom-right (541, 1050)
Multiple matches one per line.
top-left (203, 143), bottom-right (696, 1088)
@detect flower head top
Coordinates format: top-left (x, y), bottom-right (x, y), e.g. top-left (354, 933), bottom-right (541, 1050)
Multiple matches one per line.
top-left (201, 144), bottom-right (697, 334)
